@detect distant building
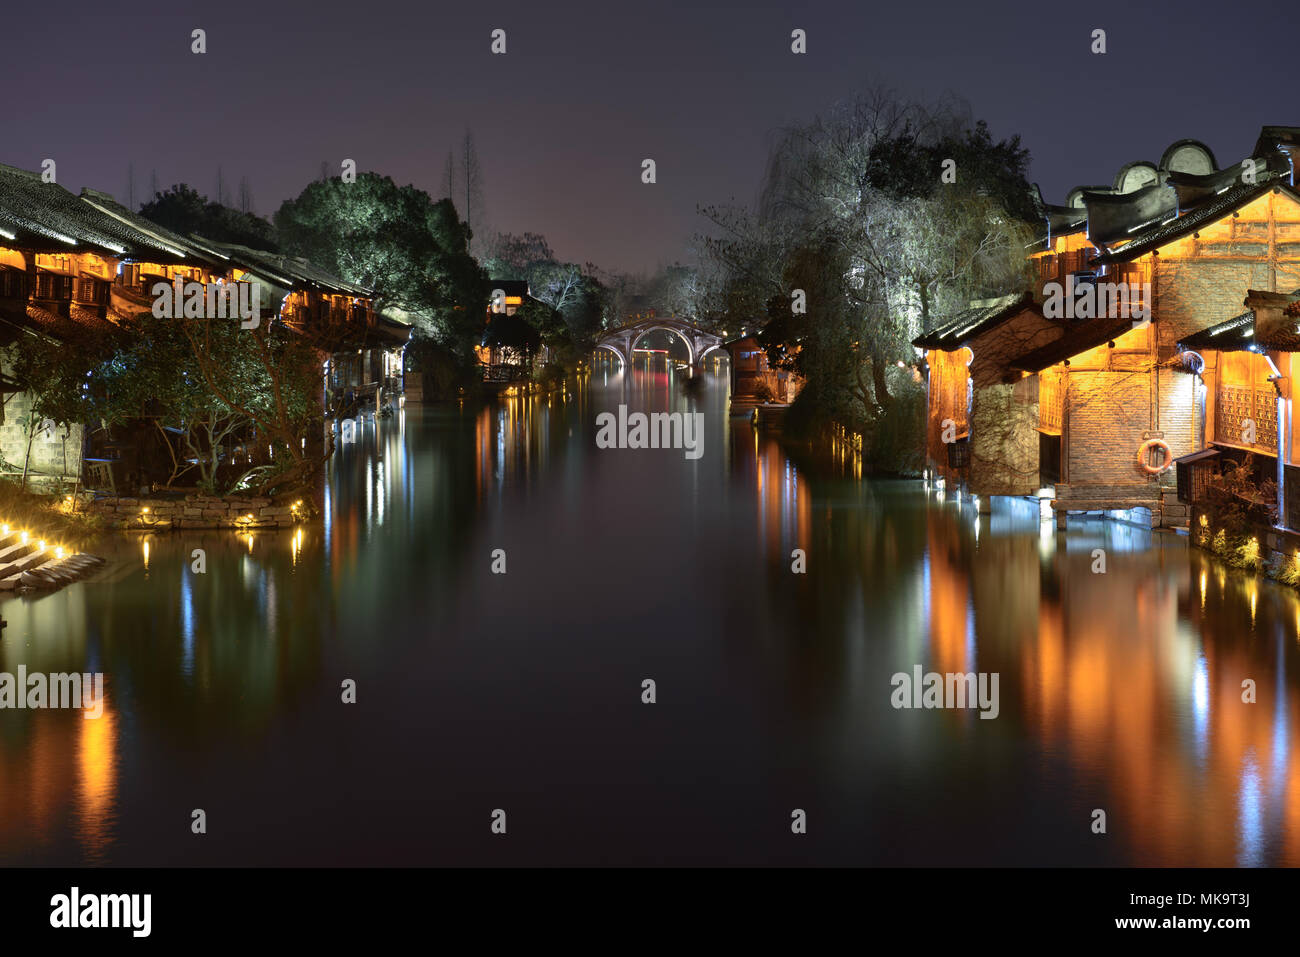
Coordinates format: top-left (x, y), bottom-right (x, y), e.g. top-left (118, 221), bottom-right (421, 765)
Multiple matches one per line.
top-left (725, 336), bottom-right (801, 408)
top-left (478, 279), bottom-right (550, 377)
top-left (488, 279), bottom-right (530, 316)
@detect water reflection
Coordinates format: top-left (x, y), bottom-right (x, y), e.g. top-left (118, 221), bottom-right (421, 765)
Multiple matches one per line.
top-left (909, 493), bottom-right (1300, 865)
top-left (0, 360), bottom-right (1297, 865)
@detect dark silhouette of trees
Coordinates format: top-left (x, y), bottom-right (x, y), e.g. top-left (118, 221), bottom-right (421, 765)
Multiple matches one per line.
top-left (140, 184), bottom-right (279, 251)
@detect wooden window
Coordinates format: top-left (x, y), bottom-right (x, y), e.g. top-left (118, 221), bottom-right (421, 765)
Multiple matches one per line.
top-left (0, 270), bottom-right (25, 298)
top-left (36, 273), bottom-right (72, 299)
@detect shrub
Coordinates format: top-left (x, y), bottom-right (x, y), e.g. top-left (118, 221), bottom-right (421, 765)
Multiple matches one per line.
top-left (0, 480), bottom-right (102, 550)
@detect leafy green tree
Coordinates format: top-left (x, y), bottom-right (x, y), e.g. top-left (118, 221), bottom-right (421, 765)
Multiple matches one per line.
top-left (483, 232), bottom-right (606, 358)
top-left (174, 307), bottom-right (331, 494)
top-left (3, 323), bottom-right (118, 487)
top-left (94, 314), bottom-right (288, 493)
top-left (483, 232), bottom-right (554, 279)
top-left (275, 173), bottom-right (488, 360)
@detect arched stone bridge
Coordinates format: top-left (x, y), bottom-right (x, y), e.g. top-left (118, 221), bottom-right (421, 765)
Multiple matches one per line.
top-left (594, 317), bottom-right (724, 368)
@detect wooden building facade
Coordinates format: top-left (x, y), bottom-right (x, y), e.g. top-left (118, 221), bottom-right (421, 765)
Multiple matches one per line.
top-left (1177, 289), bottom-right (1300, 532)
top-left (0, 163), bottom-right (400, 490)
top-left (916, 127), bottom-right (1300, 528)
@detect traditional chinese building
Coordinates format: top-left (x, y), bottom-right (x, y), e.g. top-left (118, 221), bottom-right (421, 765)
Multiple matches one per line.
top-left (916, 127), bottom-right (1300, 528)
top-left (0, 166), bottom-right (227, 483)
top-left (0, 163), bottom-right (397, 490)
top-left (725, 336), bottom-right (802, 410)
top-left (195, 240), bottom-right (407, 417)
top-left (477, 278), bottom-right (549, 378)
top-left (1176, 288), bottom-right (1300, 531)
top-left (914, 293), bottom-right (1060, 497)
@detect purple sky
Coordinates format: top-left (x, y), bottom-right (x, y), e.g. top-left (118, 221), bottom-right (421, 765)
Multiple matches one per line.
top-left (6, 0), bottom-right (1295, 274)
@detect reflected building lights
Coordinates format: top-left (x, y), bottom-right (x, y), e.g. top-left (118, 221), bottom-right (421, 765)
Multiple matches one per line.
top-left (180, 569), bottom-right (195, 675)
top-left (1192, 654), bottom-right (1210, 752)
top-left (76, 692), bottom-right (116, 861)
top-left (1237, 755), bottom-right (1263, 867)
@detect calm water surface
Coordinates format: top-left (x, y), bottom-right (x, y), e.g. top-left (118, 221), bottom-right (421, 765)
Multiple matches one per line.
top-left (2, 359), bottom-right (1298, 866)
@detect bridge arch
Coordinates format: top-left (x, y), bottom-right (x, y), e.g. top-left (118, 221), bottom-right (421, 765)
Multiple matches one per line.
top-left (594, 317), bottom-right (723, 372)
top-left (632, 325), bottom-right (695, 365)
top-left (594, 343), bottom-right (628, 366)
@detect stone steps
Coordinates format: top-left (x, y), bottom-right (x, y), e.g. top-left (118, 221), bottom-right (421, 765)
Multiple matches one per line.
top-left (0, 527), bottom-right (106, 593)
top-left (0, 552), bottom-right (105, 592)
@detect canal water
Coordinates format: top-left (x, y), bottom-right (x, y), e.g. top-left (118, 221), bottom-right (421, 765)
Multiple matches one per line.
top-left (2, 358), bottom-right (1298, 866)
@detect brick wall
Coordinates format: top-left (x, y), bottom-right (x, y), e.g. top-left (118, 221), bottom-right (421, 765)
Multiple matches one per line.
top-left (1066, 370), bottom-right (1153, 486)
top-left (970, 379), bottom-right (1040, 495)
top-left (925, 348), bottom-right (970, 485)
top-left (1154, 258), bottom-right (1275, 348)
top-left (1157, 368), bottom-right (1201, 459)
top-left (1151, 190), bottom-right (1300, 348)
top-left (0, 387), bottom-right (83, 478)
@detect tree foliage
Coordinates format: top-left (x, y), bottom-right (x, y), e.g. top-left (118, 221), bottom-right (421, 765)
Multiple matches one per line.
top-left (275, 172), bottom-right (488, 359)
top-left (698, 87), bottom-right (1037, 469)
top-left (140, 184), bottom-right (279, 251)
top-left (483, 232), bottom-right (607, 356)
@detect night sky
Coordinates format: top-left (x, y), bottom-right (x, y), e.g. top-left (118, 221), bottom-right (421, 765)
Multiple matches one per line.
top-left (5, 0), bottom-right (1295, 273)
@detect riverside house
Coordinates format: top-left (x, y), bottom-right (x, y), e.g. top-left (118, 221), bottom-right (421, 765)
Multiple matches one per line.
top-left (1176, 288), bottom-right (1300, 535)
top-left (0, 163), bottom-right (399, 493)
top-left (915, 126), bottom-right (1300, 528)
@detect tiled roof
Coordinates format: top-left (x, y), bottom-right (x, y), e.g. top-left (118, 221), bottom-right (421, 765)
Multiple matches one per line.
top-left (371, 313), bottom-right (412, 345)
top-left (1092, 181), bottom-right (1300, 266)
top-left (0, 302), bottom-right (121, 347)
top-left (912, 292), bottom-right (1035, 350)
top-left (1176, 311), bottom-right (1256, 352)
top-left (1178, 308), bottom-right (1300, 353)
top-left (198, 239), bottom-right (372, 297)
top-left (0, 166), bottom-right (209, 264)
top-left (1083, 181), bottom-right (1179, 246)
top-left (78, 189), bottom-right (221, 266)
top-left (1009, 316), bottom-right (1135, 372)
top-left (0, 165), bottom-right (136, 256)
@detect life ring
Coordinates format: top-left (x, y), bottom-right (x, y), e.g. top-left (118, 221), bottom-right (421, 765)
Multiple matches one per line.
top-left (1137, 439), bottom-right (1173, 474)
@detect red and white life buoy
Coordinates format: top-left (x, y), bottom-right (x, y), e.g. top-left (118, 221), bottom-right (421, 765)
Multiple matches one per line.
top-left (1137, 439), bottom-right (1173, 474)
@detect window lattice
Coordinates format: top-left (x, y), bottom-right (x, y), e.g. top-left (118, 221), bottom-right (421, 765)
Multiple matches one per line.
top-left (1217, 385), bottom-right (1277, 451)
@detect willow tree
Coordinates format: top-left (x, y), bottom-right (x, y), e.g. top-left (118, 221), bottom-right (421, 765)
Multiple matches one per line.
top-left (701, 87), bottom-right (1036, 445)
